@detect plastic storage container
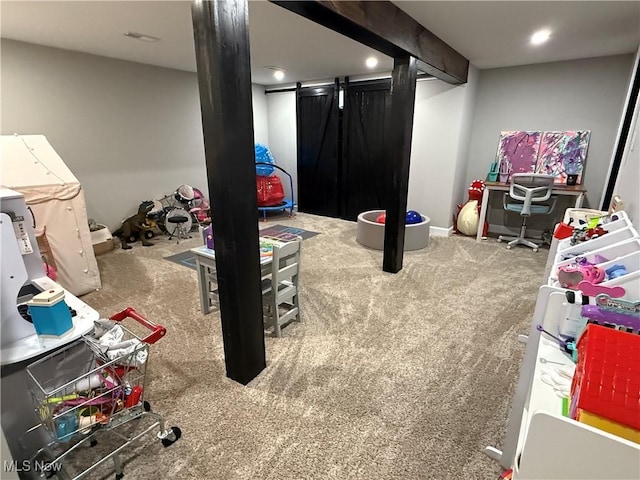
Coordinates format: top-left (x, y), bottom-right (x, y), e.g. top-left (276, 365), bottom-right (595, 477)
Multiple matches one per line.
top-left (551, 238), bottom-right (640, 284)
top-left (554, 225), bottom-right (639, 265)
top-left (27, 288), bottom-right (73, 336)
top-left (556, 211), bottom-right (632, 252)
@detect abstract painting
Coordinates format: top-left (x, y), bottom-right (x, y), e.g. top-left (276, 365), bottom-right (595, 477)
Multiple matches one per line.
top-left (496, 131), bottom-right (542, 178)
top-left (535, 131), bottom-right (591, 184)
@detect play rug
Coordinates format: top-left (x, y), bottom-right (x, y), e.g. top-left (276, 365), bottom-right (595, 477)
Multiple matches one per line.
top-left (163, 250), bottom-right (199, 270)
top-left (164, 225), bottom-right (319, 271)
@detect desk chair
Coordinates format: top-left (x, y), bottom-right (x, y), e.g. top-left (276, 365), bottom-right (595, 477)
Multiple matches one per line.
top-left (261, 238), bottom-right (301, 337)
top-left (498, 174), bottom-right (557, 252)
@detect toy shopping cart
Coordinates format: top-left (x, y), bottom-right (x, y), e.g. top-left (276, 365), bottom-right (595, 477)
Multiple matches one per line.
top-left (23, 307), bottom-right (181, 479)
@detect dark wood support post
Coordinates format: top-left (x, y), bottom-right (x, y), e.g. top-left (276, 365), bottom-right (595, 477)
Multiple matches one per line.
top-left (383, 56), bottom-right (418, 273)
top-left (191, 0), bottom-right (266, 385)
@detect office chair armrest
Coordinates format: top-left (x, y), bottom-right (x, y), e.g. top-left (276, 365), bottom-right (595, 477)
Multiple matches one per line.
top-left (547, 195), bottom-right (558, 215)
top-left (502, 192), bottom-right (510, 211)
top-left (511, 183), bottom-right (553, 202)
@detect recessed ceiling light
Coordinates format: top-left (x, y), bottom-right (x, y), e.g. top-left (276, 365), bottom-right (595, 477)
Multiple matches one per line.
top-left (124, 31), bottom-right (161, 43)
top-left (365, 56), bottom-right (378, 68)
top-left (530, 29), bottom-right (551, 45)
top-left (264, 66), bottom-right (286, 80)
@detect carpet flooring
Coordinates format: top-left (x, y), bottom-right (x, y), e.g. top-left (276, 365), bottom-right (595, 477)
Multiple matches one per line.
top-left (69, 213), bottom-right (547, 480)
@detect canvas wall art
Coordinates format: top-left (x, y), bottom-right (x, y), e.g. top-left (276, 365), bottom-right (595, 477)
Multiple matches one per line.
top-left (535, 130), bottom-right (591, 184)
top-left (496, 131), bottom-right (542, 178)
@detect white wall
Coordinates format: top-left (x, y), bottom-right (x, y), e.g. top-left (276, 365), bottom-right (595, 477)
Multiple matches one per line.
top-left (252, 84), bottom-right (269, 145)
top-left (610, 93), bottom-right (640, 223)
top-left (1, 40), bottom-right (269, 230)
top-left (604, 47), bottom-right (640, 224)
top-left (266, 91), bottom-right (297, 201)
top-left (465, 54), bottom-right (634, 232)
top-left (408, 68), bottom-right (479, 229)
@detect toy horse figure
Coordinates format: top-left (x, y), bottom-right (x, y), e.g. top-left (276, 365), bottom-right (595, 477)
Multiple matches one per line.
top-left (113, 201), bottom-right (156, 250)
top-left (454, 180), bottom-right (489, 237)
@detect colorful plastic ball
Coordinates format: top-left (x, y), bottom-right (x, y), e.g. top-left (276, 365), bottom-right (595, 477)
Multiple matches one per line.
top-left (376, 213), bottom-right (386, 224)
top-left (405, 210), bottom-right (422, 225)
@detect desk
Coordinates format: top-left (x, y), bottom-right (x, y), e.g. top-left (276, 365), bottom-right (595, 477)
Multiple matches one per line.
top-left (476, 181), bottom-right (588, 242)
top-left (191, 241), bottom-right (278, 315)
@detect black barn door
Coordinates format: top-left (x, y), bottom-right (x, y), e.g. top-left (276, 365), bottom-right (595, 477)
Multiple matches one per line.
top-left (296, 83), bottom-right (340, 217)
top-left (341, 79), bottom-right (392, 221)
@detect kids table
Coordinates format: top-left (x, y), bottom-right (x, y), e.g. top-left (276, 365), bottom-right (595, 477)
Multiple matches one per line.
top-left (191, 239), bottom-right (280, 315)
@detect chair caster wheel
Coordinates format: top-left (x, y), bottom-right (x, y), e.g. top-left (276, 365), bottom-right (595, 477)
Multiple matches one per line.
top-left (506, 245), bottom-right (512, 250)
top-left (115, 474), bottom-right (124, 480)
top-left (533, 248), bottom-right (538, 253)
top-left (497, 238), bottom-right (502, 243)
top-left (143, 401), bottom-right (151, 412)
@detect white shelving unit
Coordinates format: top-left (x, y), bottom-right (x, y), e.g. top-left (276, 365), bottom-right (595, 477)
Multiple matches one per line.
top-left (485, 211), bottom-right (640, 479)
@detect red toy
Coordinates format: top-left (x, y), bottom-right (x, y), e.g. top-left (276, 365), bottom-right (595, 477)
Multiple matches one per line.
top-left (570, 324), bottom-right (640, 442)
top-left (376, 213), bottom-right (386, 224)
top-left (453, 180), bottom-right (488, 237)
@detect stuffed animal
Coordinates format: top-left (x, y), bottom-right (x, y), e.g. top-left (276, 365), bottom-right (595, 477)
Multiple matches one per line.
top-left (454, 180), bottom-right (489, 237)
top-left (112, 201), bottom-right (156, 250)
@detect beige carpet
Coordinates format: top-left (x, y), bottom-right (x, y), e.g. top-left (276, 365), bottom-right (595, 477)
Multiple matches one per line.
top-left (66, 213), bottom-right (547, 479)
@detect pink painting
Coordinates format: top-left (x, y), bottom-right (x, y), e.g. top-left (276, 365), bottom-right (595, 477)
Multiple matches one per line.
top-left (535, 131), bottom-right (591, 184)
top-left (496, 131), bottom-right (542, 179)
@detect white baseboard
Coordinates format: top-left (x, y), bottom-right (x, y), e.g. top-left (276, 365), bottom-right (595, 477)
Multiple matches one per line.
top-left (430, 226), bottom-right (453, 237)
top-left (429, 224), bottom-right (547, 239)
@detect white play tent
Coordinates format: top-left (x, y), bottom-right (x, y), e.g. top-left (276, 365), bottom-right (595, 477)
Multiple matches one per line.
top-left (0, 134), bottom-right (101, 295)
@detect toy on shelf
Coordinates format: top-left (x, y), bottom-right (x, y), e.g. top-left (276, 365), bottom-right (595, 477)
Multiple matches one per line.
top-left (536, 324), bottom-right (577, 360)
top-left (605, 264), bottom-right (627, 280)
top-left (454, 180), bottom-right (488, 237)
top-left (570, 324), bottom-right (640, 443)
top-left (557, 264), bottom-right (605, 289)
top-left (570, 225), bottom-right (608, 245)
top-left (577, 281), bottom-right (625, 298)
top-left (581, 295), bottom-right (640, 334)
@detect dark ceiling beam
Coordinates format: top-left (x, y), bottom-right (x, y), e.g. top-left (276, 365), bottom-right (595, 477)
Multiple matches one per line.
top-left (269, 0), bottom-right (469, 85)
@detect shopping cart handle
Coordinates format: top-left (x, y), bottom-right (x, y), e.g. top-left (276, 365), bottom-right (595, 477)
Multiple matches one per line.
top-left (109, 307), bottom-right (166, 344)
